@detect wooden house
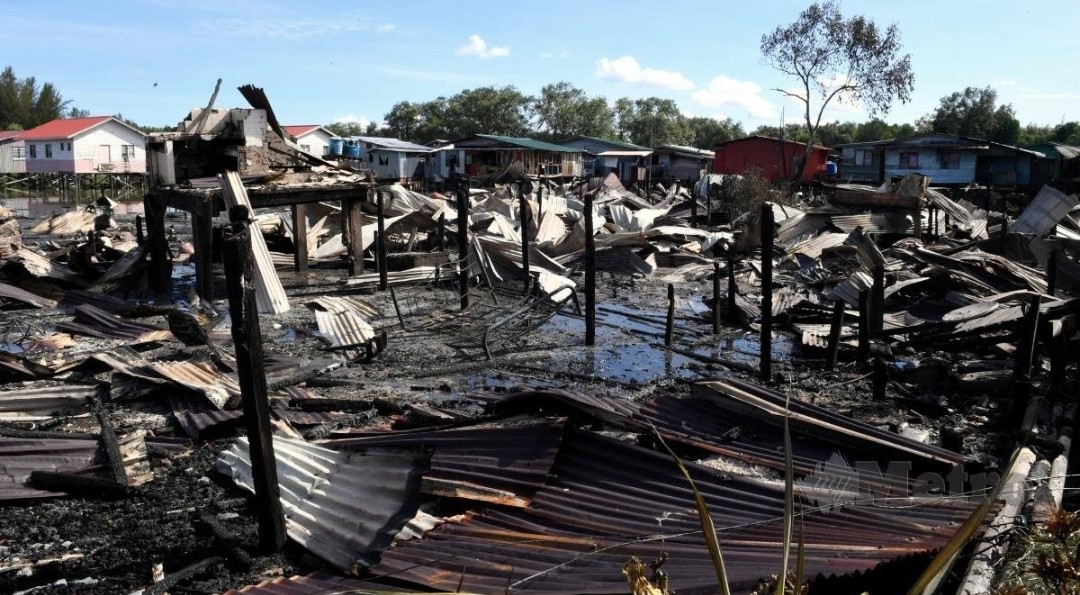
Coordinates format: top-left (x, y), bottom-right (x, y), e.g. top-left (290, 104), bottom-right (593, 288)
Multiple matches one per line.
top-left (651, 144), bottom-right (714, 182)
top-left (346, 136), bottom-right (431, 181)
top-left (555, 136), bottom-right (651, 183)
top-left (834, 139), bottom-right (890, 183)
top-left (20, 116), bottom-right (146, 174)
top-left (0, 131), bottom-right (26, 174)
top-left (713, 135), bottom-right (830, 183)
top-left (836, 133), bottom-right (1046, 187)
top-left (1026, 141), bottom-right (1080, 189)
top-left (440, 135), bottom-right (583, 181)
top-left (284, 125), bottom-right (334, 158)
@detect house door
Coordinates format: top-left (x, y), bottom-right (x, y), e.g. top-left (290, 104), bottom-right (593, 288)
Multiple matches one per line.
top-left (99, 145), bottom-right (111, 163)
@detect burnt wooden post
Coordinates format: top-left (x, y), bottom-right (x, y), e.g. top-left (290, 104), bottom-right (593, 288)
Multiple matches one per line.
top-left (913, 205), bottom-right (922, 240)
top-left (584, 191), bottom-right (596, 346)
top-left (665, 283), bottom-right (676, 346)
top-left (135, 214), bottom-right (144, 245)
top-left (826, 300), bottom-right (845, 369)
top-left (870, 265), bottom-right (885, 336)
top-left (712, 260), bottom-right (721, 334)
top-left (872, 357), bottom-right (888, 400)
top-left (518, 181), bottom-right (530, 295)
top-left (1047, 248), bottom-right (1058, 297)
top-left (291, 202), bottom-right (308, 273)
top-left (760, 203), bottom-right (774, 381)
top-left (376, 189), bottom-right (388, 292)
top-left (343, 193), bottom-right (365, 277)
top-left (222, 207), bottom-right (286, 553)
top-left (192, 198), bottom-right (214, 301)
top-left (437, 212), bottom-right (446, 251)
top-left (536, 184), bottom-right (544, 219)
top-left (456, 177), bottom-right (470, 310)
top-left (143, 192), bottom-right (170, 294)
top-left (689, 193), bottom-right (698, 228)
top-left (857, 290), bottom-right (870, 364)
top-left (726, 252), bottom-right (737, 322)
top-left (1012, 294), bottom-right (1042, 412)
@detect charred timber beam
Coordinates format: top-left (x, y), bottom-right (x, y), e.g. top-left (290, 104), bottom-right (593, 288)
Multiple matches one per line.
top-left (292, 202), bottom-right (308, 273)
top-left (584, 192), bottom-right (596, 346)
top-left (760, 203), bottom-right (774, 382)
top-left (222, 208), bottom-right (286, 553)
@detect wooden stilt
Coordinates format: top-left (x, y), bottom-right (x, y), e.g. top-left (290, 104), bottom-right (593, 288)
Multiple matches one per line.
top-left (665, 283), bottom-right (675, 346)
top-left (457, 178), bottom-right (470, 310)
top-left (376, 190), bottom-right (387, 292)
top-left (292, 203), bottom-right (308, 273)
top-left (760, 203), bottom-right (774, 382)
top-left (857, 290), bottom-right (870, 364)
top-left (712, 260), bottom-right (721, 335)
top-left (192, 199), bottom-right (214, 301)
top-left (584, 191), bottom-right (596, 346)
top-left (222, 211), bottom-right (286, 553)
top-left (519, 181), bottom-right (530, 295)
top-left (826, 300), bottom-right (845, 369)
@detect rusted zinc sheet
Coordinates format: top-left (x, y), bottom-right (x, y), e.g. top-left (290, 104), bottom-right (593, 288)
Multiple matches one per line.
top-left (170, 393), bottom-right (347, 439)
top-left (0, 384), bottom-right (96, 421)
top-left (216, 436), bottom-right (425, 573)
top-left (329, 420), bottom-right (564, 508)
top-left (29, 210), bottom-right (96, 235)
top-left (0, 437), bottom-right (98, 501)
top-left (220, 170), bottom-right (291, 314)
top-left (56, 304), bottom-right (173, 343)
top-left (150, 361), bottom-right (241, 409)
top-left (371, 429), bottom-right (984, 594)
top-left (307, 296), bottom-right (376, 349)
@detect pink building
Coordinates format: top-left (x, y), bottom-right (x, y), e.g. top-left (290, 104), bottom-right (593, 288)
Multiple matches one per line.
top-left (20, 116), bottom-right (146, 174)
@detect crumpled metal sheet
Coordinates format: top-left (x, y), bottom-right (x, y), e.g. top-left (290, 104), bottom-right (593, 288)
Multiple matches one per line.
top-left (371, 429), bottom-right (985, 594)
top-left (216, 436), bottom-right (426, 573)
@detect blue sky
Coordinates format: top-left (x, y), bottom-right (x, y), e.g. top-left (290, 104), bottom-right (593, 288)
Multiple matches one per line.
top-left (6, 0), bottom-right (1079, 133)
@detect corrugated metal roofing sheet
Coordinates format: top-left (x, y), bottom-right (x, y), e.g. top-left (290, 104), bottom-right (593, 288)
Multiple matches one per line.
top-left (152, 361), bottom-right (241, 409)
top-left (0, 384), bottom-right (95, 421)
top-left (328, 419), bottom-right (564, 508)
top-left (224, 572), bottom-right (378, 594)
top-left (0, 437), bottom-right (98, 501)
top-left (216, 436), bottom-right (426, 573)
top-left (463, 135), bottom-right (581, 153)
top-left (352, 136), bottom-right (432, 153)
top-left (371, 429), bottom-right (983, 593)
top-left (56, 304), bottom-right (172, 343)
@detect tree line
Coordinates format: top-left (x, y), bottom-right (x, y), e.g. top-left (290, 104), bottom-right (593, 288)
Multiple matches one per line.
top-left (325, 80), bottom-right (1079, 151)
top-left (0, 66), bottom-right (77, 131)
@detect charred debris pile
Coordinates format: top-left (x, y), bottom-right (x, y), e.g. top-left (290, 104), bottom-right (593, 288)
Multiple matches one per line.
top-left (0, 168), bottom-right (1077, 595)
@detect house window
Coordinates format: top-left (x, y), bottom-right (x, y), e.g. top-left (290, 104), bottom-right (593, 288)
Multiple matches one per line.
top-left (300, 144), bottom-right (310, 153)
top-left (937, 150), bottom-right (960, 169)
top-left (899, 152), bottom-right (919, 169)
top-left (121, 145), bottom-right (136, 161)
top-left (29, 144), bottom-right (36, 158)
top-left (855, 149), bottom-right (872, 166)
top-left (45, 144), bottom-right (53, 158)
top-left (12, 147), bottom-right (24, 160)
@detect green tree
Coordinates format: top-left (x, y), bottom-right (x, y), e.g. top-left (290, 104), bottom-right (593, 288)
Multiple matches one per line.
top-left (687, 116), bottom-right (745, 149)
top-left (1051, 122), bottom-right (1080, 145)
top-left (923, 86), bottom-right (1022, 144)
top-left (532, 82), bottom-right (615, 141)
top-left (613, 97), bottom-right (691, 146)
top-left (761, 1), bottom-right (914, 180)
top-left (442, 86), bottom-right (532, 139)
top-left (0, 66), bottom-right (71, 129)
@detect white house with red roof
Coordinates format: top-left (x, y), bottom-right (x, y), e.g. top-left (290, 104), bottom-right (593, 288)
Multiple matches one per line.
top-left (20, 116), bottom-right (147, 174)
top-left (0, 131), bottom-right (26, 174)
top-left (284, 124), bottom-right (333, 158)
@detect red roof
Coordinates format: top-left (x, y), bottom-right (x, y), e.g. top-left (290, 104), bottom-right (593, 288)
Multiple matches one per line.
top-left (284, 125), bottom-right (322, 138)
top-left (19, 116), bottom-right (113, 140)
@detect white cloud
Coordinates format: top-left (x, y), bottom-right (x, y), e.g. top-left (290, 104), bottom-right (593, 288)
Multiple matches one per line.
top-left (376, 23), bottom-right (396, 33)
top-left (595, 56), bottom-right (694, 91)
top-left (332, 114), bottom-right (372, 128)
top-left (456, 34), bottom-right (510, 59)
top-left (691, 75), bottom-right (776, 119)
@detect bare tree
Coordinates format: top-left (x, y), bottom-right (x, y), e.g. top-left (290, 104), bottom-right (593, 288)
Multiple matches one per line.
top-left (761, 2), bottom-right (914, 180)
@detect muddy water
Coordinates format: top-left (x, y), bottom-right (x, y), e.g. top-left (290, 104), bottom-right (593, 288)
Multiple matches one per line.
top-left (0, 191), bottom-right (145, 218)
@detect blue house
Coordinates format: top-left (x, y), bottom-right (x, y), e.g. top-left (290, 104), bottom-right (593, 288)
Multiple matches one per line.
top-left (555, 136), bottom-right (651, 183)
top-left (836, 133), bottom-right (1046, 188)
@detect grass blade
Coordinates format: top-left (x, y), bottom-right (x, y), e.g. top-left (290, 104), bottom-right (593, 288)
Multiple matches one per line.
top-left (650, 424), bottom-right (731, 595)
top-left (906, 447), bottom-right (1023, 594)
top-left (776, 393), bottom-right (794, 595)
